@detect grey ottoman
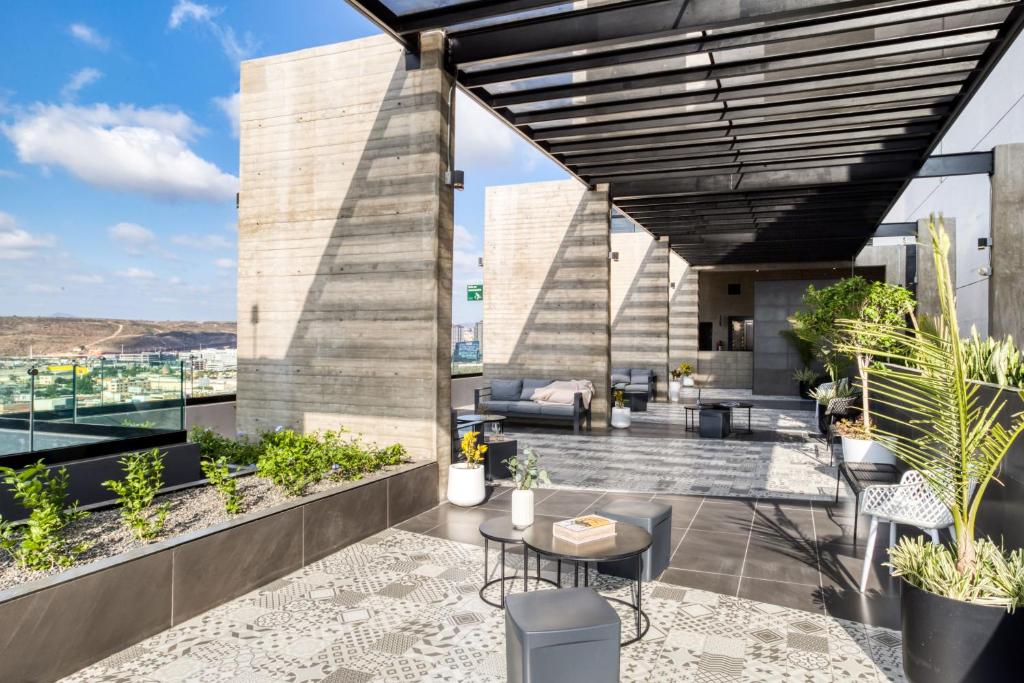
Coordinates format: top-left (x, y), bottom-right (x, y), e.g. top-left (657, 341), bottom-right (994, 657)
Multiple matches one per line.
top-left (505, 587), bottom-right (619, 683)
top-left (699, 407), bottom-right (732, 438)
top-left (596, 500), bottom-right (672, 581)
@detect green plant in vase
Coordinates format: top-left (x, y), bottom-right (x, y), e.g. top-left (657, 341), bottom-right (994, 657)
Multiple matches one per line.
top-left (503, 446), bottom-right (550, 528)
top-left (838, 214), bottom-right (1024, 682)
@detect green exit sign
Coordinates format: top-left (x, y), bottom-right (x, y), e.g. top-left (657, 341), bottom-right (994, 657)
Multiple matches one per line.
top-left (467, 284), bottom-right (483, 301)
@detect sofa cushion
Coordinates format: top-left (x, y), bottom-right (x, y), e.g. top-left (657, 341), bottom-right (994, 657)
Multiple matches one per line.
top-left (624, 383), bottom-right (649, 393)
top-left (520, 378), bottom-right (550, 401)
top-left (508, 401), bottom-right (543, 415)
top-left (491, 379), bottom-right (523, 401)
top-left (481, 400), bottom-right (512, 413)
top-left (610, 371), bottom-right (630, 385)
top-left (630, 368), bottom-right (652, 383)
top-left (540, 403), bottom-right (575, 417)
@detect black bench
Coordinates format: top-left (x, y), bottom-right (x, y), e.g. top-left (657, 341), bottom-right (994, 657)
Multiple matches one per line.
top-left (835, 461), bottom-right (900, 544)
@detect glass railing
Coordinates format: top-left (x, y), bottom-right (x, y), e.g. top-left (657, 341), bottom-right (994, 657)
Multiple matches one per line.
top-left (0, 356), bottom-right (189, 456)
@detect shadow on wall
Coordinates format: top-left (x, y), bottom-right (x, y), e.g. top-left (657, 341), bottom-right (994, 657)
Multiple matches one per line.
top-left (239, 40), bottom-right (452, 464)
top-left (487, 194), bottom-right (611, 426)
top-left (611, 238), bottom-right (669, 392)
top-left (669, 257), bottom-right (699, 373)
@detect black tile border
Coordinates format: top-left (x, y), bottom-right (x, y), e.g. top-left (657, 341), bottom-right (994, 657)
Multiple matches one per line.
top-left (0, 460), bottom-right (438, 683)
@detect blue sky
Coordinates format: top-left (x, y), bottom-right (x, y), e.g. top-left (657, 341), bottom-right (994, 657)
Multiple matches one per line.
top-left (0, 1), bottom-right (567, 324)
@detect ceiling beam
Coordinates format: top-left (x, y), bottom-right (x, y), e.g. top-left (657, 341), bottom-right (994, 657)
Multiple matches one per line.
top-left (916, 151), bottom-right (994, 176)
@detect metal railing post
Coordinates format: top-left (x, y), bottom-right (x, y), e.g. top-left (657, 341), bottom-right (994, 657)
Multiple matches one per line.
top-left (72, 362), bottom-right (78, 424)
top-left (28, 367), bottom-right (38, 452)
top-left (179, 361), bottom-right (185, 430)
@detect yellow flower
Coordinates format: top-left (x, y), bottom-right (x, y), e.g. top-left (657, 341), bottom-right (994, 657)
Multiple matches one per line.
top-left (460, 431), bottom-right (486, 467)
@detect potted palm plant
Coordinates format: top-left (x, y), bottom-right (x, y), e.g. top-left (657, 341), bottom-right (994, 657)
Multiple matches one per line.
top-left (447, 430), bottom-right (487, 507)
top-left (611, 389), bottom-right (630, 429)
top-left (502, 446), bottom-right (551, 529)
top-left (839, 216), bottom-right (1024, 683)
top-left (793, 366), bottom-right (820, 400)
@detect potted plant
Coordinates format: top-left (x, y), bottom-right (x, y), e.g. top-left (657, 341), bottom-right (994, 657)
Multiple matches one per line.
top-left (808, 378), bottom-right (857, 435)
top-left (447, 430), bottom-right (486, 507)
top-left (502, 446), bottom-right (551, 529)
top-left (677, 362), bottom-right (695, 387)
top-left (668, 367), bottom-right (683, 402)
top-left (793, 366), bottom-right (820, 400)
top-left (610, 389), bottom-right (630, 429)
top-left (840, 216), bottom-right (1024, 683)
top-left (833, 416), bottom-right (895, 465)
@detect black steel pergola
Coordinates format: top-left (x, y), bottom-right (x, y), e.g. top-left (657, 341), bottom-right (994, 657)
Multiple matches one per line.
top-left (348, 0), bottom-right (1024, 265)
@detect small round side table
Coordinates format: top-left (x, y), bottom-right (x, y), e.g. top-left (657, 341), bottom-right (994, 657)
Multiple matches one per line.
top-left (479, 517), bottom-right (558, 608)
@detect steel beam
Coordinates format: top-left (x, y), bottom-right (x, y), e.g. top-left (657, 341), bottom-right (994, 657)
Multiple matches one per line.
top-left (916, 151), bottom-right (994, 176)
top-left (393, 0), bottom-right (572, 33)
top-left (874, 222), bottom-right (920, 237)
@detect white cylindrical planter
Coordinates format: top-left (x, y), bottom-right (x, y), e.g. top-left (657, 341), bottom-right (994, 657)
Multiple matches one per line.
top-left (669, 380), bottom-right (681, 402)
top-left (447, 464), bottom-right (486, 507)
top-left (611, 406), bottom-right (631, 428)
top-left (682, 376), bottom-right (695, 387)
top-left (840, 436), bottom-right (898, 465)
top-left (510, 489), bottom-right (534, 529)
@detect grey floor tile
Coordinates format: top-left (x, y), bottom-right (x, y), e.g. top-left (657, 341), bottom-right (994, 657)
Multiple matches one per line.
top-left (738, 577), bottom-right (826, 615)
top-left (670, 528), bottom-right (748, 575)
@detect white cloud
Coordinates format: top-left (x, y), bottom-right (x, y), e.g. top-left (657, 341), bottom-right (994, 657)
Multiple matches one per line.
top-left (68, 23), bottom-right (109, 50)
top-left (60, 68), bottom-right (102, 101)
top-left (169, 1), bottom-right (257, 64)
top-left (454, 224), bottom-right (476, 249)
top-left (0, 211), bottom-right (56, 260)
top-left (171, 232), bottom-right (233, 250)
top-left (3, 103), bottom-right (239, 202)
top-left (213, 91), bottom-right (240, 137)
top-left (0, 169), bottom-right (19, 178)
top-left (115, 267), bottom-right (155, 279)
top-left (108, 222), bottom-right (156, 254)
top-left (168, 276), bottom-right (183, 285)
top-left (214, 257), bottom-right (236, 269)
top-left (67, 274), bottom-right (104, 284)
top-left (456, 91), bottom-right (517, 167)
top-left (27, 284), bottom-right (61, 294)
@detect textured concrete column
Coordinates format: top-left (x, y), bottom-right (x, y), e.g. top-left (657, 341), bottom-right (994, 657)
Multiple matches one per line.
top-left (669, 252), bottom-right (699, 372)
top-left (236, 33), bottom-right (454, 498)
top-left (916, 217), bottom-right (956, 321)
top-left (611, 232), bottom-right (669, 394)
top-left (990, 144), bottom-right (1024, 342)
top-left (483, 180), bottom-right (612, 427)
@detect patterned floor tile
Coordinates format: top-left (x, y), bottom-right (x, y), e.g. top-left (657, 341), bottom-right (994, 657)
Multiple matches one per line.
top-left (62, 529), bottom-right (902, 682)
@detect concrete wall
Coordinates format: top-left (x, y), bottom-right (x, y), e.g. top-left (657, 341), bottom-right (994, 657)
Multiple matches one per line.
top-left (695, 351), bottom-right (752, 389)
top-left (186, 400), bottom-right (236, 438)
top-left (611, 231), bottom-right (669, 393)
top-left (483, 180), bottom-right (612, 427)
top-left (753, 279), bottom-right (835, 396)
top-left (856, 238), bottom-right (911, 286)
top-left (451, 375), bottom-right (487, 411)
top-left (669, 252), bottom-right (699, 372)
top-left (236, 33), bottom-right (454, 493)
top-left (916, 217), bottom-right (956, 322)
top-left (990, 143), bottom-right (1024, 343)
top-left (883, 30), bottom-right (1024, 337)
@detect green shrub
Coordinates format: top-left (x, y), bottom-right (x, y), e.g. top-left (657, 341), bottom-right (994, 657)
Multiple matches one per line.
top-left (256, 429), bottom-right (324, 496)
top-left (103, 449), bottom-right (170, 540)
top-left (189, 426), bottom-right (261, 466)
top-left (0, 461), bottom-right (88, 570)
top-left (201, 456), bottom-right (243, 515)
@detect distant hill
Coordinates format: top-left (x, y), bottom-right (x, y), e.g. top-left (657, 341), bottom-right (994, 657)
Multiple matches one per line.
top-left (0, 316), bottom-right (236, 357)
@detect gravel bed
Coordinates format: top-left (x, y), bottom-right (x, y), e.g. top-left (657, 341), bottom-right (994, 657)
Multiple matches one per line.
top-left (0, 464), bottom-right (415, 592)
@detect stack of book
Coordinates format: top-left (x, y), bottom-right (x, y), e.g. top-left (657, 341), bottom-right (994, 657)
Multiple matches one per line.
top-left (552, 515), bottom-right (617, 544)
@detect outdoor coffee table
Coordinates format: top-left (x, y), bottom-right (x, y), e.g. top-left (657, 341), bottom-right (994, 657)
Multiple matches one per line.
top-left (478, 517), bottom-right (557, 608)
top-left (712, 401), bottom-right (753, 434)
top-left (458, 413), bottom-right (507, 435)
top-left (522, 519), bottom-right (652, 646)
top-left (683, 403), bottom-right (702, 432)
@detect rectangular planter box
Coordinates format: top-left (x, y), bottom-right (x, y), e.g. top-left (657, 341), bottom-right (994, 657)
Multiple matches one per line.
top-left (0, 461), bottom-right (438, 683)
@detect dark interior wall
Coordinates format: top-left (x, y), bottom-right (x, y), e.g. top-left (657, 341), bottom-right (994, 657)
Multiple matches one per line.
top-left (753, 279), bottom-right (836, 396)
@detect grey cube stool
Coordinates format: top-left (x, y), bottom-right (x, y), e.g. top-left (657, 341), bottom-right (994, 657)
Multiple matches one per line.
top-left (505, 587), bottom-right (619, 683)
top-left (699, 407), bottom-right (732, 438)
top-left (596, 500), bottom-right (672, 581)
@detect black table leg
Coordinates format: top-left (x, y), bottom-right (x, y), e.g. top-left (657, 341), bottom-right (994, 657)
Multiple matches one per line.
top-left (536, 552), bottom-right (541, 582)
top-left (483, 537), bottom-right (489, 587)
top-left (583, 561), bottom-right (589, 587)
top-left (523, 542), bottom-right (528, 593)
top-left (636, 554), bottom-right (643, 637)
top-left (574, 561), bottom-right (579, 587)
top-left (557, 559), bottom-right (562, 587)
top-left (500, 542), bottom-right (506, 607)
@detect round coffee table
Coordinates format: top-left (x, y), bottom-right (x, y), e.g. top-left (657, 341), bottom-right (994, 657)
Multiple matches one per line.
top-left (478, 517), bottom-right (557, 608)
top-left (458, 413), bottom-right (507, 435)
top-left (712, 401), bottom-right (753, 434)
top-left (522, 519), bottom-right (652, 646)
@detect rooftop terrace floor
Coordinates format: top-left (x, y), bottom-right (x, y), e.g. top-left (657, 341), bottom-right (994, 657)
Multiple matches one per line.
top-left (64, 498), bottom-right (905, 682)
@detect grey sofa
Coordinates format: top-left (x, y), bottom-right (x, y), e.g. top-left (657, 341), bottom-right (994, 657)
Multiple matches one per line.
top-left (611, 368), bottom-right (657, 409)
top-left (475, 378), bottom-right (592, 433)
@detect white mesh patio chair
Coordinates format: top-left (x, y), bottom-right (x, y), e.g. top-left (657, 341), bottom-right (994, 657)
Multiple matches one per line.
top-left (858, 470), bottom-right (955, 593)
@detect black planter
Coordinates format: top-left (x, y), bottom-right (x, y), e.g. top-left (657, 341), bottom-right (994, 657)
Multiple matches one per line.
top-left (817, 407), bottom-right (830, 435)
top-left (798, 381), bottom-right (813, 400)
top-left (901, 580), bottom-right (1024, 683)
